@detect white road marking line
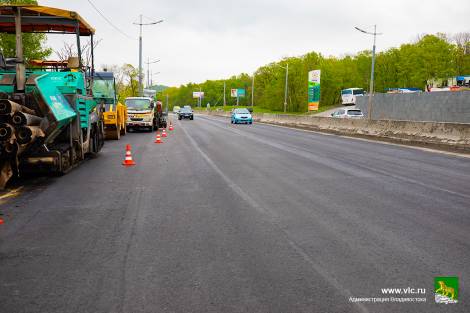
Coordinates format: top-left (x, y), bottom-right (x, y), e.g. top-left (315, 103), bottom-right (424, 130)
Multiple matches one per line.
top-left (180, 121), bottom-right (370, 313)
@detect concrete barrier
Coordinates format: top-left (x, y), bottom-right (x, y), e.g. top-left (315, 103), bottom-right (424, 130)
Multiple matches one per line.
top-left (356, 91), bottom-right (470, 123)
top-left (202, 111), bottom-right (470, 152)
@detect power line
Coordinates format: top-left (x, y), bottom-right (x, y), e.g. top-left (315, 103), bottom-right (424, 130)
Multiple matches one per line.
top-left (86, 0), bottom-right (136, 40)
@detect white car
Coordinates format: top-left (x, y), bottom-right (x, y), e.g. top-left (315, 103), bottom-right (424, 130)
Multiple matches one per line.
top-left (331, 108), bottom-right (364, 119)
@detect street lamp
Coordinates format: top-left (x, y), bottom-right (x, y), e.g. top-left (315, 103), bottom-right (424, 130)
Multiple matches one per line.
top-left (355, 25), bottom-right (382, 120)
top-left (280, 64), bottom-right (289, 113)
top-left (134, 15), bottom-right (163, 96)
top-left (145, 58), bottom-right (160, 88)
top-left (251, 72), bottom-right (255, 106)
top-left (150, 71), bottom-right (160, 87)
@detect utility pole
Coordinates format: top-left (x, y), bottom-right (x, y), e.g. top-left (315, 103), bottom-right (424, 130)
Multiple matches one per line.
top-left (166, 94), bottom-right (169, 112)
top-left (145, 57), bottom-right (160, 88)
top-left (150, 71), bottom-right (161, 89)
top-left (199, 86), bottom-right (202, 107)
top-left (283, 64), bottom-right (289, 113)
top-left (134, 15), bottom-right (163, 96)
top-left (355, 25), bottom-right (382, 120)
top-left (251, 73), bottom-right (255, 106)
top-left (223, 81), bottom-right (226, 107)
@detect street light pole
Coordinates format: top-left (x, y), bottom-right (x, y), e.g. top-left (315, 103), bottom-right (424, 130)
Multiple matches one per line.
top-left (138, 15), bottom-right (142, 96)
top-left (134, 16), bottom-right (163, 96)
top-left (251, 73), bottom-right (255, 106)
top-left (283, 64), bottom-right (289, 113)
top-left (150, 71), bottom-right (161, 87)
top-left (199, 86), bottom-right (202, 107)
top-left (355, 25), bottom-right (382, 120)
top-left (145, 58), bottom-right (160, 88)
top-left (223, 81), bottom-right (226, 107)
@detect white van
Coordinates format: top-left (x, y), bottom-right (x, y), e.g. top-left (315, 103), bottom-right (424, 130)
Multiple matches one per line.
top-left (341, 88), bottom-right (364, 105)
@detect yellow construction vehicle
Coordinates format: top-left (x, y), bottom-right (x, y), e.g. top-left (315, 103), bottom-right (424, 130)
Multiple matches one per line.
top-left (93, 71), bottom-right (127, 139)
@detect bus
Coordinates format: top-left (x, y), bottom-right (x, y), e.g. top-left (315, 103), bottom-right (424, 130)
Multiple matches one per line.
top-left (341, 88), bottom-right (364, 105)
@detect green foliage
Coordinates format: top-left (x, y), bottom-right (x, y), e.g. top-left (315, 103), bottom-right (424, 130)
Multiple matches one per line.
top-left (0, 0), bottom-right (52, 60)
top-left (165, 33), bottom-right (470, 112)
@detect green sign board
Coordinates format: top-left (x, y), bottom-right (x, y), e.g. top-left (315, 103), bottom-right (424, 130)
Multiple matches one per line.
top-left (308, 70), bottom-right (321, 111)
top-left (231, 88), bottom-right (245, 98)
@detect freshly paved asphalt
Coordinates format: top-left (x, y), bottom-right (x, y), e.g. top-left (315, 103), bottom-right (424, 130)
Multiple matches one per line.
top-left (0, 114), bottom-right (469, 313)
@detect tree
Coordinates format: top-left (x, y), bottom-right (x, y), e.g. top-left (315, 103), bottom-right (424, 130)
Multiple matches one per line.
top-left (0, 0), bottom-right (52, 60)
top-left (55, 38), bottom-right (102, 68)
top-left (164, 32), bottom-right (469, 112)
top-left (453, 32), bottom-right (470, 75)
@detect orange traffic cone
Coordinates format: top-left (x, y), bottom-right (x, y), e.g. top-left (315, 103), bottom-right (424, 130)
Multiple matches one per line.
top-left (154, 133), bottom-right (163, 144)
top-left (0, 218), bottom-right (4, 225)
top-left (169, 122), bottom-right (174, 131)
top-left (162, 129), bottom-right (167, 137)
top-left (122, 144), bottom-right (136, 166)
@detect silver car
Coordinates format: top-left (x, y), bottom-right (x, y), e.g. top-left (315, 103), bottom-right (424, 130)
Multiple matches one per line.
top-left (331, 108), bottom-right (364, 119)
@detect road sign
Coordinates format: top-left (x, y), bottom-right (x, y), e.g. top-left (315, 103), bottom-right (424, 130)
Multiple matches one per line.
top-left (308, 70), bottom-right (321, 111)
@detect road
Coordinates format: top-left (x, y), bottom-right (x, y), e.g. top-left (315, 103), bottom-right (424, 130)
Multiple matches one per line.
top-left (0, 114), bottom-right (469, 313)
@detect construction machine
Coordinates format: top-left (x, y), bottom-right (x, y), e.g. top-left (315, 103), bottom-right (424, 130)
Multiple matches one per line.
top-left (93, 71), bottom-right (127, 139)
top-left (0, 5), bottom-right (105, 188)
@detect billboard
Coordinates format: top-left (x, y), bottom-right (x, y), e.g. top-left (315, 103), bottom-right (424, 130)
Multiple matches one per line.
top-left (231, 89), bottom-right (245, 98)
top-left (193, 91), bottom-right (204, 98)
top-left (308, 70), bottom-right (321, 111)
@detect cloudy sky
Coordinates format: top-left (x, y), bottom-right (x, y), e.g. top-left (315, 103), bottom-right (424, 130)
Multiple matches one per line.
top-left (41, 0), bottom-right (469, 87)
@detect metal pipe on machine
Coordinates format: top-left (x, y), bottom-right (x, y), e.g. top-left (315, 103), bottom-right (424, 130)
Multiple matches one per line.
top-left (0, 99), bottom-right (35, 115)
top-left (0, 123), bottom-right (15, 141)
top-left (3, 141), bottom-right (17, 155)
top-left (10, 111), bottom-right (42, 126)
top-left (16, 126), bottom-right (44, 145)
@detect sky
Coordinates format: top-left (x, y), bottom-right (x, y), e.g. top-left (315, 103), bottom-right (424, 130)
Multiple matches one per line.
top-left (41, 0), bottom-right (470, 87)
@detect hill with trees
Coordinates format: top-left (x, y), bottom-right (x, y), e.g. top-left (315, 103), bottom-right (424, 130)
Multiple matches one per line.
top-left (165, 33), bottom-right (470, 112)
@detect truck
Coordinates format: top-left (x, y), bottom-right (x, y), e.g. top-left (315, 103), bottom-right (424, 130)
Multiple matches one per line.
top-left (0, 5), bottom-right (105, 188)
top-left (125, 97), bottom-right (167, 132)
top-left (93, 71), bottom-right (127, 140)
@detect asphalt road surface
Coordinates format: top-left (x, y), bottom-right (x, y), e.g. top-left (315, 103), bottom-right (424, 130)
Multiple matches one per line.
top-left (1, 114), bottom-right (469, 313)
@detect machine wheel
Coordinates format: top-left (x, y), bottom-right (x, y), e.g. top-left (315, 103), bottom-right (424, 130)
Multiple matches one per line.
top-left (90, 122), bottom-right (105, 157)
top-left (115, 127), bottom-right (121, 140)
top-left (105, 126), bottom-right (120, 140)
top-left (120, 125), bottom-right (126, 136)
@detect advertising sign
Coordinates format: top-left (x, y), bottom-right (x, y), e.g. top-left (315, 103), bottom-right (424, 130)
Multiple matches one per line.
top-left (193, 91), bottom-right (204, 99)
top-left (308, 70), bottom-right (321, 111)
top-left (231, 89), bottom-right (245, 98)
